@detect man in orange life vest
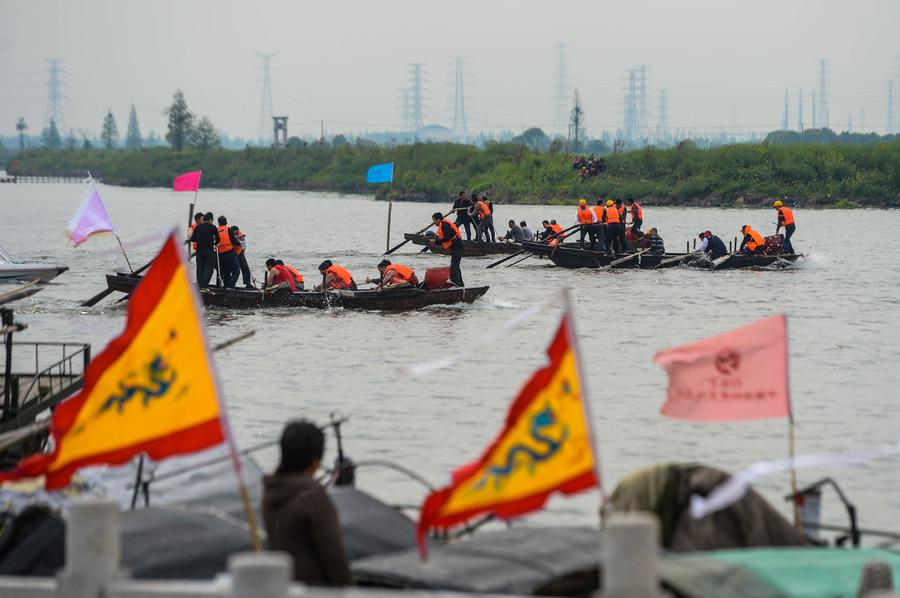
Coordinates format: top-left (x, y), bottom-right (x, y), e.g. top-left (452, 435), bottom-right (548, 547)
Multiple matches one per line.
top-left (264, 258), bottom-right (297, 293)
top-left (215, 216), bottom-right (241, 288)
top-left (593, 199), bottom-right (608, 250)
top-left (275, 260), bottom-right (305, 290)
top-left (626, 197), bottom-right (643, 235)
top-left (575, 198), bottom-right (598, 249)
top-left (428, 211), bottom-right (464, 287)
top-left (315, 261), bottom-right (357, 291)
top-left (471, 195), bottom-right (493, 244)
top-left (230, 225), bottom-right (254, 289)
top-left (601, 199), bottom-right (623, 255)
top-left (187, 212), bottom-right (203, 252)
top-left (773, 200), bottom-right (796, 253)
top-left (368, 259), bottom-right (419, 290)
top-left (739, 225), bottom-right (765, 255)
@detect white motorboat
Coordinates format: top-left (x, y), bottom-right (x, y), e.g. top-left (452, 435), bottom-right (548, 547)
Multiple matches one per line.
top-left (0, 245), bottom-right (68, 283)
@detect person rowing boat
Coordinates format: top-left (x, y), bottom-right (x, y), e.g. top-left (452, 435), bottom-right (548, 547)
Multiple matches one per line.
top-left (315, 260), bottom-right (357, 291)
top-left (739, 225), bottom-right (765, 255)
top-left (428, 212), bottom-right (465, 287)
top-left (264, 258), bottom-right (297, 293)
top-left (367, 259), bottom-right (419, 290)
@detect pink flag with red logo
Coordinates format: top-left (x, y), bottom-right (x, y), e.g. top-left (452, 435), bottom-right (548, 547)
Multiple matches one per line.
top-left (173, 170), bottom-right (202, 192)
top-left (654, 315), bottom-right (791, 422)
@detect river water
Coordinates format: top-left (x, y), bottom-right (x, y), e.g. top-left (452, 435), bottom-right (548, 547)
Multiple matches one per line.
top-left (1, 181), bottom-right (898, 538)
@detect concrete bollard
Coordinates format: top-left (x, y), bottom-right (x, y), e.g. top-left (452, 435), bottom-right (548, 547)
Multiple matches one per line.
top-left (600, 512), bottom-right (662, 598)
top-left (857, 560), bottom-right (894, 597)
top-left (56, 498), bottom-right (122, 598)
top-left (229, 551), bottom-right (292, 598)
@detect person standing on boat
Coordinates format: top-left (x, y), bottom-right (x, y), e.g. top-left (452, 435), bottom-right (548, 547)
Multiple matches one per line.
top-left (646, 228), bottom-right (666, 255)
top-left (263, 420), bottom-right (352, 586)
top-left (215, 216), bottom-right (241, 288)
top-left (773, 200), bottom-right (796, 253)
top-left (483, 194), bottom-right (497, 242)
top-left (593, 200), bottom-right (608, 251)
top-left (264, 259), bottom-right (297, 293)
top-left (189, 213), bottom-right (218, 287)
top-left (520, 221), bottom-right (534, 241)
top-left (739, 225), bottom-right (765, 255)
top-left (699, 231), bottom-right (727, 260)
top-left (187, 212), bottom-right (203, 253)
top-left (472, 195), bottom-right (493, 243)
top-left (500, 219), bottom-right (525, 243)
top-left (314, 261), bottom-right (357, 291)
top-left (601, 200), bottom-right (623, 255)
top-left (230, 225), bottom-right (254, 289)
top-left (452, 191), bottom-right (473, 240)
top-left (429, 212), bottom-right (464, 287)
top-left (575, 198), bottom-right (597, 249)
top-left (626, 197), bottom-right (643, 235)
top-left (368, 259), bottom-right (419, 290)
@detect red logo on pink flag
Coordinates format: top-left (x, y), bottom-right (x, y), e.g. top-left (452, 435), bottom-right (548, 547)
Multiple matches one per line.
top-left (654, 315), bottom-right (791, 422)
top-left (173, 170), bottom-right (202, 192)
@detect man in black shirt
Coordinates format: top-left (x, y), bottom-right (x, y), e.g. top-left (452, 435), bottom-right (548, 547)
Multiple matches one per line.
top-left (452, 191), bottom-right (473, 240)
top-left (189, 213), bottom-right (218, 287)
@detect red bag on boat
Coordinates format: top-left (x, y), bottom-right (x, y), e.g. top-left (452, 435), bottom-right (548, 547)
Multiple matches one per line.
top-left (763, 234), bottom-right (785, 255)
top-left (424, 267), bottom-right (453, 290)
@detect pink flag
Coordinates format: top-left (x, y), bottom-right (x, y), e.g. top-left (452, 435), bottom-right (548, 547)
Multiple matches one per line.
top-left (654, 315), bottom-right (791, 422)
top-left (67, 183), bottom-right (115, 247)
top-left (173, 170), bottom-right (202, 192)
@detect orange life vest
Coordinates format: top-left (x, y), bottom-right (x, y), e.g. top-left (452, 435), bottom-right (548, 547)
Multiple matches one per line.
top-left (778, 206), bottom-right (795, 226)
top-left (326, 265), bottom-right (354, 289)
top-left (631, 202), bottom-right (643, 220)
top-left (617, 205), bottom-right (626, 219)
top-left (604, 206), bottom-right (620, 224)
top-left (217, 226), bottom-right (233, 253)
top-left (233, 228), bottom-right (245, 255)
top-left (475, 200), bottom-right (490, 218)
top-left (436, 219), bottom-right (462, 249)
top-left (270, 265), bottom-right (296, 291)
top-left (189, 222), bottom-right (197, 251)
top-left (577, 206), bottom-right (595, 224)
top-left (283, 264), bottom-right (304, 284)
top-left (385, 264), bottom-right (415, 283)
top-left (593, 206), bottom-right (605, 221)
top-left (745, 227), bottom-right (764, 251)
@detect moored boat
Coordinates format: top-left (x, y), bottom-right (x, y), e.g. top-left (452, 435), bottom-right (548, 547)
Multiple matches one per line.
top-left (0, 246), bottom-right (68, 283)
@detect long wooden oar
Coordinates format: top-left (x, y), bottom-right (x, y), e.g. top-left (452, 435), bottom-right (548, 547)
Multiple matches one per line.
top-left (608, 248), bottom-right (649, 268)
top-left (384, 209), bottom-right (454, 255)
top-left (488, 224), bottom-right (581, 268)
top-left (654, 250), bottom-right (699, 269)
top-left (80, 258), bottom-right (155, 307)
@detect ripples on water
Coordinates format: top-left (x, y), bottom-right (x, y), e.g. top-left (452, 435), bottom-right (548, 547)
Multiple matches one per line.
top-left (1, 183), bottom-right (898, 534)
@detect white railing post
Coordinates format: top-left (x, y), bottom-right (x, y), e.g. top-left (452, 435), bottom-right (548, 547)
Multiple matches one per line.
top-left (229, 552), bottom-right (291, 598)
top-left (600, 511), bottom-right (662, 598)
top-left (56, 498), bottom-right (122, 598)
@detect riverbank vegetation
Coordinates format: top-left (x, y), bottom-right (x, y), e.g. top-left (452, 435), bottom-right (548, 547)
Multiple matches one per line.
top-left (8, 140), bottom-right (900, 207)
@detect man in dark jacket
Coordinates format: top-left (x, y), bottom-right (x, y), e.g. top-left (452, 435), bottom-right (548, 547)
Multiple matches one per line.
top-left (189, 213), bottom-right (218, 287)
top-left (262, 421), bottom-right (352, 586)
top-left (452, 191), bottom-right (473, 240)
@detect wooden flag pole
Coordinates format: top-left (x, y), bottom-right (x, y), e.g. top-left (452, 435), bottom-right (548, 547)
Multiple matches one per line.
top-left (385, 181), bottom-right (393, 253)
top-left (114, 235), bottom-right (134, 273)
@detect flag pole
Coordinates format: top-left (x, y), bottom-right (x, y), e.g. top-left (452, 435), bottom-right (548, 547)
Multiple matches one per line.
top-left (561, 286), bottom-right (608, 513)
top-left (784, 315), bottom-right (802, 530)
top-left (114, 234), bottom-right (134, 273)
top-left (386, 183), bottom-right (393, 253)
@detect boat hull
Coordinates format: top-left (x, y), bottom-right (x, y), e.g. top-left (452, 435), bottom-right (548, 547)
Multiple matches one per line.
top-left (403, 234), bottom-right (521, 257)
top-left (0, 264), bottom-right (68, 283)
top-left (685, 253), bottom-right (802, 270)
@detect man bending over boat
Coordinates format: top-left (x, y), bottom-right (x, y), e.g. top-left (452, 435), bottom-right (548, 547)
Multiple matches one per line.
top-left (264, 259), bottom-right (297, 293)
top-left (645, 228), bottom-right (665, 255)
top-left (699, 231), bottom-right (728, 260)
top-left (367, 259), bottom-right (418, 290)
top-left (499, 219), bottom-right (525, 242)
top-left (739, 225), bottom-right (765, 255)
top-left (315, 260), bottom-right (357, 291)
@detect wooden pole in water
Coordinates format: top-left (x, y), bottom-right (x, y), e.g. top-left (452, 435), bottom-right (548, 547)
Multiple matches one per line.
top-left (385, 181), bottom-right (393, 253)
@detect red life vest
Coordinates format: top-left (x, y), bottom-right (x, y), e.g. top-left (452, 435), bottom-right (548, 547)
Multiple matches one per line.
top-left (326, 265), bottom-right (354, 289)
top-left (270, 265), bottom-right (296, 291)
top-left (475, 200), bottom-right (490, 218)
top-left (189, 223), bottom-right (198, 251)
top-left (604, 206), bottom-right (621, 224)
top-left (217, 226), bottom-right (233, 253)
top-left (577, 206), bottom-right (595, 224)
top-left (778, 207), bottom-right (795, 225)
top-left (233, 228), bottom-right (245, 255)
top-left (386, 264), bottom-right (415, 283)
top-left (436, 219), bottom-right (462, 249)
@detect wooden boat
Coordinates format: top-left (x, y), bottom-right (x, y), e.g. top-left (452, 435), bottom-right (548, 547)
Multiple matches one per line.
top-left (106, 273), bottom-right (489, 311)
top-left (683, 253), bottom-right (802, 270)
top-left (403, 233), bottom-right (522, 257)
top-left (546, 246), bottom-right (692, 269)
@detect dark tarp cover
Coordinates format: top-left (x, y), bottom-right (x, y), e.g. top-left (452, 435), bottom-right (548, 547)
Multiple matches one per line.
top-left (352, 526), bottom-right (600, 596)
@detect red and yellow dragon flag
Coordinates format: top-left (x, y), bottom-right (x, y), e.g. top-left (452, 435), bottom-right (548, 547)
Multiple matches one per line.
top-left (0, 231), bottom-right (225, 490)
top-left (416, 309), bottom-right (599, 557)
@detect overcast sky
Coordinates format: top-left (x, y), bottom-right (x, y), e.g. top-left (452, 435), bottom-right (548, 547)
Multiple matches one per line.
top-left (2, 0), bottom-right (898, 141)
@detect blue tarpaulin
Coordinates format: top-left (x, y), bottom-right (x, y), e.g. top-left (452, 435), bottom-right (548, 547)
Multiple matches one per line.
top-left (366, 162), bottom-right (394, 184)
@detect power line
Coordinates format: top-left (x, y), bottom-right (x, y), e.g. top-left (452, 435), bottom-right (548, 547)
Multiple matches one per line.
top-left (638, 65), bottom-right (650, 139)
top-left (44, 58), bottom-right (66, 131)
top-left (256, 52), bottom-right (276, 144)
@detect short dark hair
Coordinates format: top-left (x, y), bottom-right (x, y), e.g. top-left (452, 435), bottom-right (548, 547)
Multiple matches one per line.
top-left (218, 215), bottom-right (227, 225)
top-left (193, 213), bottom-right (203, 222)
top-left (626, 198), bottom-right (634, 203)
top-left (432, 211), bottom-right (443, 220)
top-left (542, 220), bottom-right (550, 225)
top-left (318, 260), bottom-right (333, 271)
top-left (378, 259), bottom-right (391, 269)
top-left (204, 212), bottom-right (214, 221)
top-left (275, 259), bottom-right (284, 266)
top-left (265, 258), bottom-right (277, 268)
top-left (550, 219), bottom-right (557, 224)
top-left (520, 221), bottom-right (527, 227)
top-left (508, 220), bottom-right (515, 226)
top-left (596, 199), bottom-right (603, 205)
top-left (230, 225), bottom-right (239, 231)
top-left (276, 420), bottom-right (325, 475)
top-left (614, 199), bottom-right (622, 205)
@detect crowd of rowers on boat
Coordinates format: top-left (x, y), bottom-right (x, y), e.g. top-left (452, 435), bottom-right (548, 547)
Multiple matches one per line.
top-left (445, 191), bottom-right (798, 259)
top-left (186, 211), bottom-right (427, 294)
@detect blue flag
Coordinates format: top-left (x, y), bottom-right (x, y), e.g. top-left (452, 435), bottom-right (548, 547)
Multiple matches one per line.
top-left (366, 162), bottom-right (394, 184)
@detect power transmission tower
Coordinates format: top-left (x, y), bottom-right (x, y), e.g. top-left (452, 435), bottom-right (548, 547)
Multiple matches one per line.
top-left (638, 65), bottom-right (650, 139)
top-left (553, 43), bottom-right (569, 137)
top-left (656, 89), bottom-right (668, 142)
top-left (797, 90), bottom-right (804, 132)
top-left (817, 59), bottom-right (829, 129)
top-left (888, 81), bottom-right (895, 134)
top-left (782, 90), bottom-right (789, 131)
top-left (569, 89), bottom-right (584, 152)
top-left (811, 89), bottom-right (816, 129)
top-left (257, 52), bottom-right (276, 145)
top-left (847, 111), bottom-right (853, 133)
top-left (44, 58), bottom-right (66, 132)
top-left (408, 63), bottom-right (426, 138)
top-left (451, 56), bottom-right (468, 141)
top-left (623, 69), bottom-right (638, 143)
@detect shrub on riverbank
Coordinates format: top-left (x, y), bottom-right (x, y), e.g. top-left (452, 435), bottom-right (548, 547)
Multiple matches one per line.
top-left (8, 141), bottom-right (900, 207)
